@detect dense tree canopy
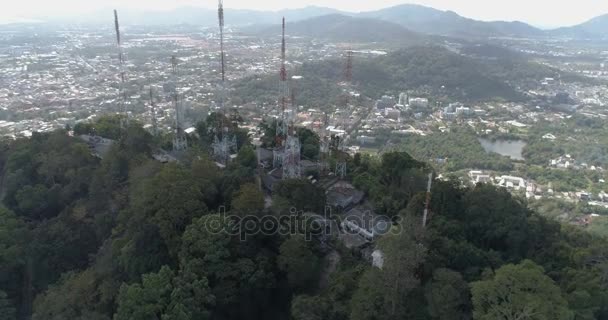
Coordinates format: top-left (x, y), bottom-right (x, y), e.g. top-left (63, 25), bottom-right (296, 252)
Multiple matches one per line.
top-left (471, 260), bottom-right (573, 320)
top-left (1, 121), bottom-right (607, 320)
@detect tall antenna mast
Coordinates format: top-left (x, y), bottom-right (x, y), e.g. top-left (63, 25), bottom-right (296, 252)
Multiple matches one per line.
top-left (345, 50), bottom-right (353, 85)
top-left (212, 0), bottom-right (236, 164)
top-left (280, 18), bottom-right (301, 179)
top-left (218, 0), bottom-right (225, 83)
top-left (149, 87), bottom-right (158, 136)
top-left (422, 173), bottom-right (433, 227)
top-left (171, 56), bottom-right (188, 152)
top-left (275, 17), bottom-right (288, 148)
top-left (113, 10), bottom-right (128, 128)
top-left (319, 111), bottom-right (330, 173)
top-left (335, 49), bottom-right (353, 179)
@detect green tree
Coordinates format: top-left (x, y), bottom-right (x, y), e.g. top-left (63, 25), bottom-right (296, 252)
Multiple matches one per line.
top-left (114, 266), bottom-right (175, 320)
top-left (235, 145), bottom-right (257, 170)
top-left (273, 179), bottom-right (326, 213)
top-left (297, 128), bottom-right (321, 160)
top-left (125, 163), bottom-right (208, 259)
top-left (291, 294), bottom-right (328, 320)
top-left (32, 270), bottom-right (110, 320)
top-left (349, 268), bottom-right (387, 320)
top-left (231, 183), bottom-right (265, 216)
top-left (0, 207), bottom-right (29, 319)
top-left (0, 290), bottom-right (16, 320)
top-left (179, 214), bottom-right (277, 319)
top-left (471, 260), bottom-right (573, 320)
top-left (377, 217), bottom-right (427, 318)
top-left (425, 268), bottom-right (470, 320)
top-left (277, 235), bottom-right (320, 291)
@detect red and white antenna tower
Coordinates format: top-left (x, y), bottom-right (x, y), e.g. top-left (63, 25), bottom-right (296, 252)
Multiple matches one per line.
top-left (276, 18), bottom-right (301, 178)
top-left (212, 0), bottom-right (236, 163)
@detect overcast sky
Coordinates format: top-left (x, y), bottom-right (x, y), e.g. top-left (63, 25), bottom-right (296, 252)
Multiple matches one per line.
top-left (3, 0), bottom-right (608, 28)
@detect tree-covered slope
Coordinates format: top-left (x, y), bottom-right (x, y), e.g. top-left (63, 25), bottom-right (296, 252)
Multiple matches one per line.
top-left (233, 45), bottom-right (566, 104)
top-left (0, 120), bottom-right (607, 320)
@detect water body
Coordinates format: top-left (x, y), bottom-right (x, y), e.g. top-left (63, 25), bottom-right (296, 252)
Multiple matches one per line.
top-left (478, 138), bottom-right (526, 161)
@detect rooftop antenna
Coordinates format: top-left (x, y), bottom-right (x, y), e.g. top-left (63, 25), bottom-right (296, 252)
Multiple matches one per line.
top-left (211, 0), bottom-right (236, 164)
top-left (422, 172), bottom-right (433, 228)
top-left (171, 56), bottom-right (188, 152)
top-left (113, 10), bottom-right (129, 129)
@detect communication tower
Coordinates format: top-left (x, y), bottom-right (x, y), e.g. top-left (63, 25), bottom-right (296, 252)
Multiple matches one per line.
top-left (149, 87), bottom-right (158, 136)
top-left (276, 18), bottom-right (301, 178)
top-left (171, 56), bottom-right (188, 152)
top-left (335, 49), bottom-right (353, 178)
top-left (422, 173), bottom-right (433, 227)
top-left (113, 10), bottom-right (129, 128)
top-left (211, 0), bottom-right (237, 164)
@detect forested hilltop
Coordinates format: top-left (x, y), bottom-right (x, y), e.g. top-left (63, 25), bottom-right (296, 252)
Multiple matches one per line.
top-left (1, 116), bottom-right (607, 320)
top-left (232, 45), bottom-right (590, 106)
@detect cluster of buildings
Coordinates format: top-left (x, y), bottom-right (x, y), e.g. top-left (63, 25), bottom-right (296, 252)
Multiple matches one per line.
top-left (549, 154), bottom-right (605, 172)
top-left (469, 170), bottom-right (608, 211)
top-left (0, 23), bottom-right (353, 142)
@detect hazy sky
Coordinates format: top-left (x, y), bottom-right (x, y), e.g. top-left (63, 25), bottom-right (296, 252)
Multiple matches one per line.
top-left (3, 0), bottom-right (608, 28)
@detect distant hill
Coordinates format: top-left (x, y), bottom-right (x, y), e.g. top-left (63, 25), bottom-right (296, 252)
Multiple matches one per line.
top-left (48, 6), bottom-right (344, 26)
top-left (232, 45), bottom-right (571, 104)
top-left (35, 4), bottom-right (608, 40)
top-left (255, 14), bottom-right (425, 45)
top-left (359, 4), bottom-right (544, 39)
top-left (362, 46), bottom-right (524, 101)
top-left (550, 14), bottom-right (608, 39)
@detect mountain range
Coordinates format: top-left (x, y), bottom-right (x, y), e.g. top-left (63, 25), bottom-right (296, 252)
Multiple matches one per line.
top-left (255, 14), bottom-right (425, 45)
top-left (42, 4), bottom-right (608, 40)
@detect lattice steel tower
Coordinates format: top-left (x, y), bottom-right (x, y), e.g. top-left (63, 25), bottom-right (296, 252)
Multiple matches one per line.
top-left (171, 56), bottom-right (188, 152)
top-left (275, 18), bottom-right (301, 179)
top-left (273, 17), bottom-right (290, 169)
top-left (149, 87), bottom-right (158, 136)
top-left (211, 0), bottom-right (237, 164)
top-left (113, 10), bottom-right (129, 128)
top-left (335, 49), bottom-right (353, 179)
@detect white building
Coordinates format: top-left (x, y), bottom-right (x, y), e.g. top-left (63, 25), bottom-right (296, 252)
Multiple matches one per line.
top-left (409, 97), bottom-right (429, 108)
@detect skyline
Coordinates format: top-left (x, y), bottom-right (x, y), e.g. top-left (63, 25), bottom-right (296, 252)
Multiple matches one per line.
top-left (2, 0), bottom-right (608, 28)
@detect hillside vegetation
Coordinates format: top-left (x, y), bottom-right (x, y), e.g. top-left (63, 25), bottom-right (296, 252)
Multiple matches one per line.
top-left (0, 118), bottom-right (607, 319)
top-left (233, 45), bottom-right (573, 105)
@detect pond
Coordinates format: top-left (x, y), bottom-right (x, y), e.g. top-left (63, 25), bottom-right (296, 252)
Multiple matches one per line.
top-left (478, 138), bottom-right (526, 161)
